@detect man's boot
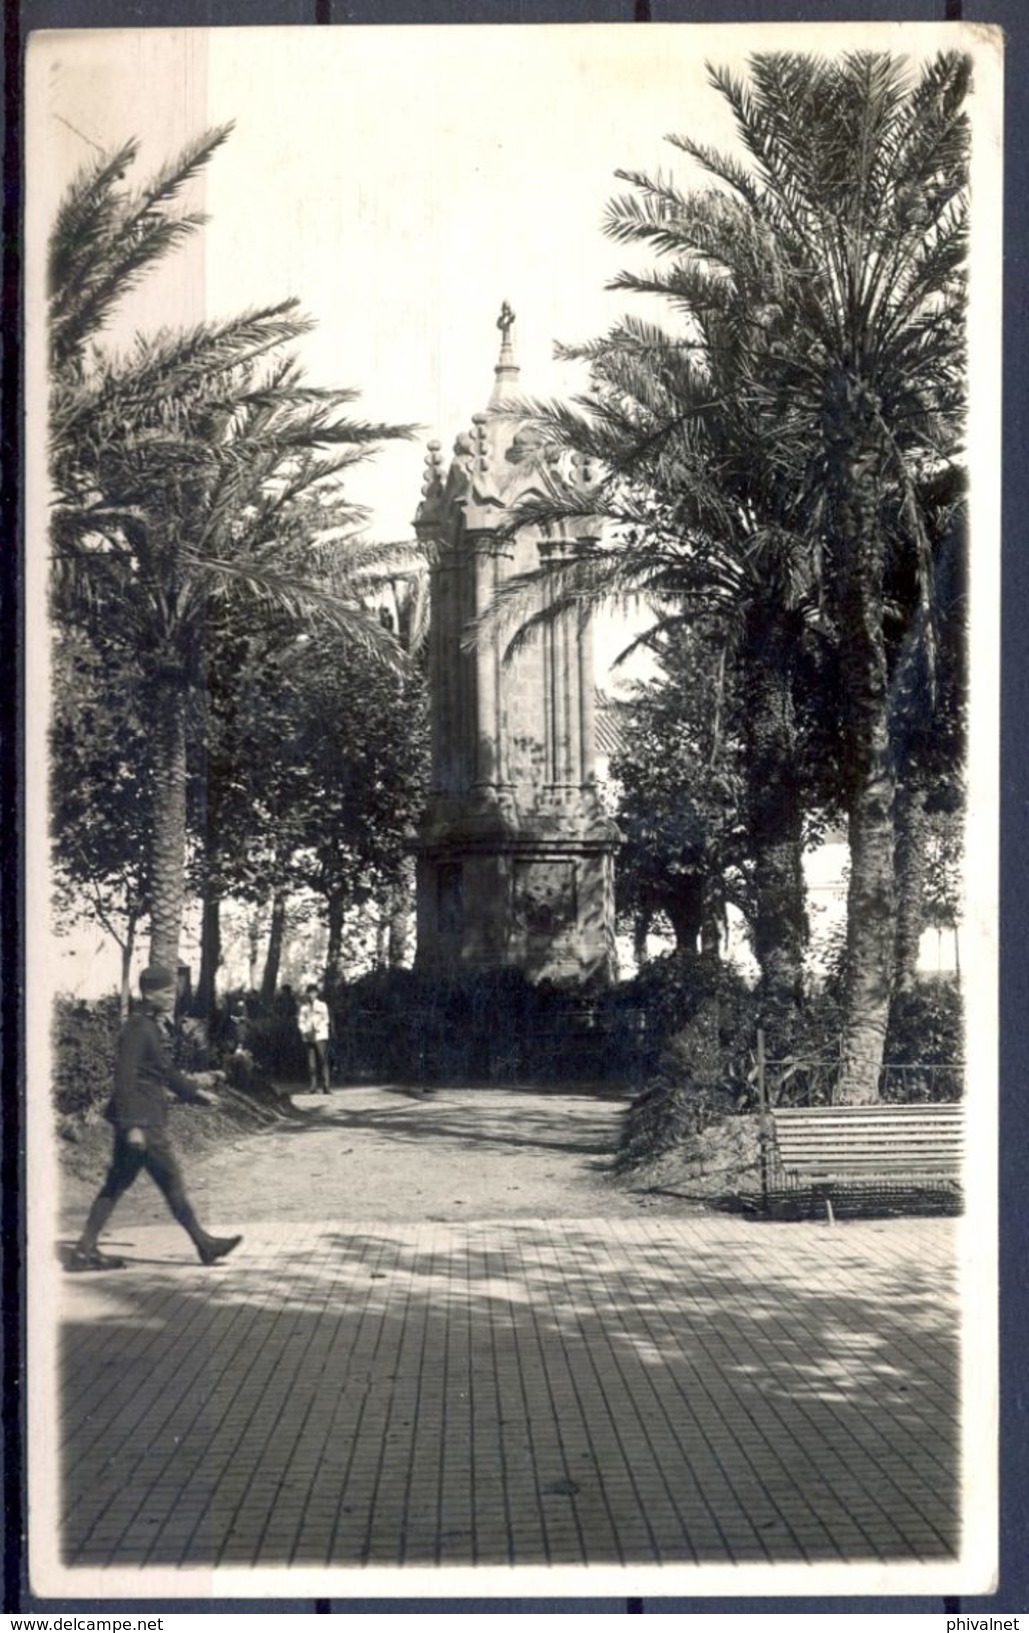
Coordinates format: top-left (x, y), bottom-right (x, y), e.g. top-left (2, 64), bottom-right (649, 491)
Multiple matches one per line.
top-left (176, 1202), bottom-right (242, 1267)
top-left (68, 1196), bottom-right (125, 1271)
top-left (196, 1233), bottom-right (243, 1266)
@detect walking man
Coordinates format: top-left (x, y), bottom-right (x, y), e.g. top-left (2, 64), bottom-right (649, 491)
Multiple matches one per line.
top-left (68, 963), bottom-right (243, 1272)
top-left (297, 984), bottom-right (331, 1093)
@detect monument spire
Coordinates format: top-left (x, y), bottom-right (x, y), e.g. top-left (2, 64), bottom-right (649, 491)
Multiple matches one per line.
top-left (413, 309), bottom-right (618, 987)
top-left (489, 300), bottom-right (520, 408)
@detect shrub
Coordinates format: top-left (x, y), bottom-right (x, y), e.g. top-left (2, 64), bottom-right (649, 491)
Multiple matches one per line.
top-left (336, 967), bottom-right (530, 1083)
top-left (238, 1012), bottom-right (306, 1080)
top-left (603, 950), bottom-right (709, 1050)
top-left (883, 978), bottom-right (964, 1101)
top-left (52, 994), bottom-right (121, 1122)
top-left (616, 962), bottom-right (760, 1171)
top-left (755, 986), bottom-right (847, 1107)
top-left (53, 996), bottom-right (219, 1129)
top-left (334, 965), bottom-right (647, 1085)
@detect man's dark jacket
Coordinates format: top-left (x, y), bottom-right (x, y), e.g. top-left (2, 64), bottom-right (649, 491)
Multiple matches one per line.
top-left (105, 1010), bottom-right (204, 1130)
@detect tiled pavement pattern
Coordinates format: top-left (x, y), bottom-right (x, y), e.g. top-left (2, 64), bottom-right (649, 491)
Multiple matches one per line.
top-left (59, 1214), bottom-right (960, 1570)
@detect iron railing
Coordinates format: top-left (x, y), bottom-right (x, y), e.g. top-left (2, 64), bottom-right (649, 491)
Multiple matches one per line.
top-left (754, 1028), bottom-right (964, 1110)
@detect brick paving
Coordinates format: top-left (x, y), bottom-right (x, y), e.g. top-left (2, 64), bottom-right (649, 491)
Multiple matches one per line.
top-left (57, 1212), bottom-right (961, 1571)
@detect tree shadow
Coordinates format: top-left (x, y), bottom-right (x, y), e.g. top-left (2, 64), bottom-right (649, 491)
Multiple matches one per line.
top-left (59, 1219), bottom-right (960, 1573)
top-left (265, 1091), bottom-right (625, 1160)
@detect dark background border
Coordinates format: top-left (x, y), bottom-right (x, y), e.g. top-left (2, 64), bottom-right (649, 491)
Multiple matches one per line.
top-left (7, 0), bottom-right (1025, 1616)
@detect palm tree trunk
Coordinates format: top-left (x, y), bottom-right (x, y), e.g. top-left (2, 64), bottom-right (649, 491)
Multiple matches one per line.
top-left (742, 618), bottom-right (807, 1034)
top-left (261, 889), bottom-right (288, 1003)
top-left (894, 778), bottom-right (928, 994)
top-left (826, 376), bottom-right (894, 1104)
top-left (840, 781), bottom-right (895, 1102)
top-left (148, 674), bottom-right (189, 971)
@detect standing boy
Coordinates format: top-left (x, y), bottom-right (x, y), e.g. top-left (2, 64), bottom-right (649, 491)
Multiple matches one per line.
top-left (297, 984), bottom-right (331, 1093)
top-left (68, 964), bottom-right (243, 1271)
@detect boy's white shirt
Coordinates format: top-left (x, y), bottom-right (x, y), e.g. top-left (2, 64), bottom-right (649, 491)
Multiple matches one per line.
top-left (299, 998), bottom-right (329, 1040)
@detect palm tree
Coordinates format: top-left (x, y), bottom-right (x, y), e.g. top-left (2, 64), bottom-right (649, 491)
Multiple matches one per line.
top-left (48, 126), bottom-right (233, 378)
top-left (484, 50), bottom-right (969, 1098)
top-left (676, 51), bottom-right (970, 1099)
top-left (476, 312), bottom-right (829, 1034)
top-left (49, 132), bottom-right (418, 973)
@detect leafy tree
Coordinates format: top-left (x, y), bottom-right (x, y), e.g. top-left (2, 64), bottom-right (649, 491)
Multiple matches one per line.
top-left (280, 634), bottom-right (429, 990)
top-left (610, 628), bottom-right (747, 962)
top-left (50, 624), bottom-right (152, 1013)
top-left (199, 605), bottom-right (428, 998)
top-left (192, 543), bottom-right (423, 1012)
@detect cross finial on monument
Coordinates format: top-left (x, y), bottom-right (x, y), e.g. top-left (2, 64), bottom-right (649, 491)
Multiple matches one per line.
top-left (490, 301), bottom-right (519, 407)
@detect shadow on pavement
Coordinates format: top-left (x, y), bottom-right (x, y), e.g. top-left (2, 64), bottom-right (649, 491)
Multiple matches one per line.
top-left (59, 1220), bottom-right (960, 1573)
top-left (267, 1091), bottom-right (625, 1161)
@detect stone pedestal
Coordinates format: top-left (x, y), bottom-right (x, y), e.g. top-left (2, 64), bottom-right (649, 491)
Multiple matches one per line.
top-left (415, 795), bottom-right (616, 983)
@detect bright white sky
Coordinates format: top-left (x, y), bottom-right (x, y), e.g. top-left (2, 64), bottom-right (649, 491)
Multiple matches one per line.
top-left (30, 21), bottom-right (966, 551)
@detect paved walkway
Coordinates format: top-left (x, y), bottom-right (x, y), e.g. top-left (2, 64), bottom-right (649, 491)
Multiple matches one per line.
top-left (57, 1209), bottom-right (961, 1572)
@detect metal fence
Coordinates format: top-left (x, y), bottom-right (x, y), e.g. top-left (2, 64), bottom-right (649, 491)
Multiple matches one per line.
top-left (754, 1028), bottom-right (964, 1110)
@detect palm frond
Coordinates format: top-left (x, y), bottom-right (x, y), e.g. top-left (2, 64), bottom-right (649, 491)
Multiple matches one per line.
top-left (49, 124), bottom-right (234, 372)
top-left (183, 546), bottom-right (409, 673)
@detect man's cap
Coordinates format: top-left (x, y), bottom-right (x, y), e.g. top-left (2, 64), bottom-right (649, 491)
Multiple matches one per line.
top-left (140, 963), bottom-right (177, 993)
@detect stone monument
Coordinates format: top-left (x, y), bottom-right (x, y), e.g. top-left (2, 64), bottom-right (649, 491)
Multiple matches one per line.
top-left (413, 306), bottom-right (619, 984)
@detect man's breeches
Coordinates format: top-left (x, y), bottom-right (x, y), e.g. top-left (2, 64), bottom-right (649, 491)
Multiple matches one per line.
top-left (99, 1127), bottom-right (191, 1219)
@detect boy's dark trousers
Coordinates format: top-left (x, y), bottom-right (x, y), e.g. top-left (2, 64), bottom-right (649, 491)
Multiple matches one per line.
top-left (305, 1039), bottom-right (330, 1091)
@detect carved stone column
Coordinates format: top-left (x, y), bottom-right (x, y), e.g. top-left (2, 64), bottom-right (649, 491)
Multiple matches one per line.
top-left (412, 309), bottom-right (619, 986)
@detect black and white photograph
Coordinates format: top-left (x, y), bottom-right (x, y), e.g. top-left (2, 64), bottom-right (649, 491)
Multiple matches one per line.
top-left (24, 18), bottom-right (1002, 1601)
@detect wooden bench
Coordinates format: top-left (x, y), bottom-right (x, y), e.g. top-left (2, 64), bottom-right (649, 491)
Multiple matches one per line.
top-left (762, 1102), bottom-right (964, 1222)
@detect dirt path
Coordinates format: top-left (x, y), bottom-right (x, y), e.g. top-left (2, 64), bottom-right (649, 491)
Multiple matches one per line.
top-left (60, 1082), bottom-right (682, 1232)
